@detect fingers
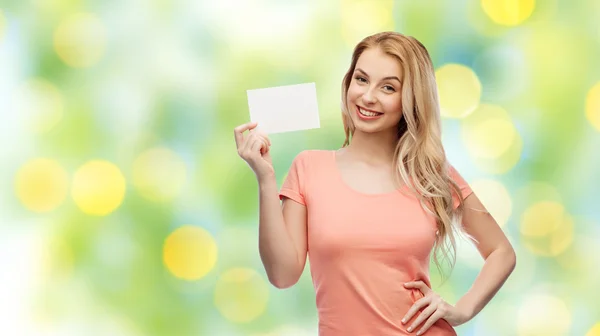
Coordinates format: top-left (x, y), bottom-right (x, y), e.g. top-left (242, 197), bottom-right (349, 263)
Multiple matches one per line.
top-left (402, 296), bottom-right (431, 324)
top-left (250, 134), bottom-right (269, 154)
top-left (404, 281), bottom-right (430, 294)
top-left (416, 310), bottom-right (444, 335)
top-left (239, 132), bottom-right (258, 158)
top-left (234, 121), bottom-right (258, 148)
top-left (407, 305), bottom-right (436, 333)
top-left (238, 131), bottom-right (270, 160)
top-left (250, 140), bottom-right (262, 155)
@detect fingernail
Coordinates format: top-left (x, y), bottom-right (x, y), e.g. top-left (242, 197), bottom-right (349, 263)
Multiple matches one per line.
top-left (407, 327), bottom-right (412, 332)
top-left (401, 319), bottom-right (406, 324)
top-left (417, 332), bottom-right (422, 336)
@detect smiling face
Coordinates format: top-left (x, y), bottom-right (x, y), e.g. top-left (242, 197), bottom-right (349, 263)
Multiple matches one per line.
top-left (345, 47), bottom-right (404, 135)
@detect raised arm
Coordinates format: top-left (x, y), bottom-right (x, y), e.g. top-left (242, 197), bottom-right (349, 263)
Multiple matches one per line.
top-left (234, 122), bottom-right (308, 288)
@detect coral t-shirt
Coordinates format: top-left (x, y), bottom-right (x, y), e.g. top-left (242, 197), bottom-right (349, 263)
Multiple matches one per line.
top-left (278, 150), bottom-right (473, 336)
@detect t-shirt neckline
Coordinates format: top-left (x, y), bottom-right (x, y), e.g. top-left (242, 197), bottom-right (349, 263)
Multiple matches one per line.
top-left (330, 149), bottom-right (407, 198)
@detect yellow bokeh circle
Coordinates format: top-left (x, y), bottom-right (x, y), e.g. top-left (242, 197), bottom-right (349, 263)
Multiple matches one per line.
top-left (54, 13), bottom-right (106, 67)
top-left (464, 118), bottom-right (517, 159)
top-left (341, 0), bottom-right (394, 48)
top-left (461, 104), bottom-right (522, 174)
top-left (15, 158), bottom-right (69, 212)
top-left (71, 160), bottom-right (126, 216)
top-left (132, 147), bottom-right (187, 202)
top-left (585, 82), bottom-right (600, 131)
top-left (517, 293), bottom-right (571, 335)
top-left (520, 201), bottom-right (574, 257)
top-left (481, 0), bottom-right (535, 26)
top-left (586, 323), bottom-right (600, 336)
top-left (515, 181), bottom-right (562, 205)
top-left (521, 201), bottom-right (565, 236)
top-left (214, 267), bottom-right (269, 323)
top-left (163, 225), bottom-right (217, 280)
top-left (436, 64), bottom-right (482, 118)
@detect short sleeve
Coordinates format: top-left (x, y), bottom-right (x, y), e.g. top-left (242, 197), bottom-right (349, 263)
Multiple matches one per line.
top-left (448, 164), bottom-right (473, 209)
top-left (279, 151), bottom-right (308, 205)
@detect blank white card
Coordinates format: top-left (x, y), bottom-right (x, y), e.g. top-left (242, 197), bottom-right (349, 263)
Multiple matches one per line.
top-left (247, 82), bottom-right (321, 134)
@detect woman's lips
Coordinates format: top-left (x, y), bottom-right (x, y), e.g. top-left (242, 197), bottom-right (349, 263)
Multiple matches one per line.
top-left (356, 105), bottom-right (384, 120)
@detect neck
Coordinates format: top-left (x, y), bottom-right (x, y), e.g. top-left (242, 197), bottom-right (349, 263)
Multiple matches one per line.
top-left (344, 129), bottom-right (399, 166)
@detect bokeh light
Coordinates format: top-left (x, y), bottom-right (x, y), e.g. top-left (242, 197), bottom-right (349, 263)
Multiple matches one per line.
top-left (520, 201), bottom-right (574, 257)
top-left (132, 147), bottom-right (188, 203)
top-left (436, 64), bottom-right (482, 119)
top-left (13, 79), bottom-right (64, 134)
top-left (53, 13), bottom-right (106, 68)
top-left (163, 225), bottom-right (217, 281)
top-left (461, 104), bottom-right (522, 173)
top-left (520, 201), bottom-right (564, 237)
top-left (514, 181), bottom-right (562, 205)
top-left (586, 82), bottom-right (600, 131)
top-left (341, 0), bottom-right (394, 47)
top-left (470, 179), bottom-right (512, 227)
top-left (195, 0), bottom-right (311, 51)
top-left (481, 0), bottom-right (535, 26)
top-left (587, 323), bottom-right (600, 336)
top-left (71, 160), bottom-right (126, 216)
top-left (15, 158), bottom-right (69, 213)
top-left (251, 325), bottom-right (316, 336)
top-left (517, 293), bottom-right (571, 335)
top-left (214, 267), bottom-right (269, 323)
top-left (1, 0), bottom-right (599, 334)
top-left (465, 118), bottom-right (516, 159)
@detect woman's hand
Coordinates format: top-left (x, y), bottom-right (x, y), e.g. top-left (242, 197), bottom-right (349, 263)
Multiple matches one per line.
top-left (234, 121), bottom-right (274, 181)
top-left (401, 281), bottom-right (471, 335)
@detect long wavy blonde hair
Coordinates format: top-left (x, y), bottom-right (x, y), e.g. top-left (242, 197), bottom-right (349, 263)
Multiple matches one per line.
top-left (341, 32), bottom-right (467, 283)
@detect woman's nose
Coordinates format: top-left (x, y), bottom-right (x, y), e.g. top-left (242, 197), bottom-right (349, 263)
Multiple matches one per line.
top-left (362, 88), bottom-right (377, 104)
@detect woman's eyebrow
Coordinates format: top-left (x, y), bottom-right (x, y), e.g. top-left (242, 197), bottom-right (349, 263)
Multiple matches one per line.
top-left (355, 68), bottom-right (401, 83)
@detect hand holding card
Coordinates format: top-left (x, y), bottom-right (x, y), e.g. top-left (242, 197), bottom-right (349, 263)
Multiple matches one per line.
top-left (234, 121), bottom-right (274, 181)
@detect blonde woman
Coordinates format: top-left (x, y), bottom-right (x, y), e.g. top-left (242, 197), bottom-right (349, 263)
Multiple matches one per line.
top-left (234, 32), bottom-right (516, 336)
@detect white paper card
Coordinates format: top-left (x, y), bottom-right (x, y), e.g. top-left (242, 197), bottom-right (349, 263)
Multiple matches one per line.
top-left (247, 82), bottom-right (320, 134)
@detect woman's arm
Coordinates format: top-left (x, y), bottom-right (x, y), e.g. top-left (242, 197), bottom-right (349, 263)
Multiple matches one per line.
top-left (454, 192), bottom-right (517, 320)
top-left (258, 175), bottom-right (308, 289)
top-left (233, 122), bottom-right (308, 289)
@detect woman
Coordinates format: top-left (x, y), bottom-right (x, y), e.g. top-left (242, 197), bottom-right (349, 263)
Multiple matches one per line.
top-left (234, 32), bottom-right (516, 336)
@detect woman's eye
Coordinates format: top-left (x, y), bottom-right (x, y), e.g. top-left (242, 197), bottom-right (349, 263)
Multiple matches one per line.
top-left (384, 85), bottom-right (395, 92)
top-left (355, 76), bottom-right (367, 83)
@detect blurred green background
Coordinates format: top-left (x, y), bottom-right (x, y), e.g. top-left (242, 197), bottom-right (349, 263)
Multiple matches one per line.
top-left (1, 0), bottom-right (600, 335)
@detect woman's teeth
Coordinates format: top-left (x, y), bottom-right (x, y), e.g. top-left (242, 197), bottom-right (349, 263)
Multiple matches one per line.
top-left (359, 107), bottom-right (382, 117)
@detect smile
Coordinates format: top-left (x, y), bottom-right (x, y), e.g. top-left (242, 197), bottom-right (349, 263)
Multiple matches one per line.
top-left (357, 105), bottom-right (383, 119)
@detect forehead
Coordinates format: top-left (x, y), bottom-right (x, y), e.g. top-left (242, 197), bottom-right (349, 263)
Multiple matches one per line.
top-left (355, 47), bottom-right (403, 78)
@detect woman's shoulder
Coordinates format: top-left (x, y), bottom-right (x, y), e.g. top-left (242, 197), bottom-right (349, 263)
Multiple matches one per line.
top-left (293, 149), bottom-right (334, 163)
top-left (287, 149), bottom-right (334, 176)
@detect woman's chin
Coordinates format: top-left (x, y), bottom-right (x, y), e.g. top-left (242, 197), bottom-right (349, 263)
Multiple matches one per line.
top-left (354, 124), bottom-right (384, 134)
top-left (353, 122), bottom-right (400, 136)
